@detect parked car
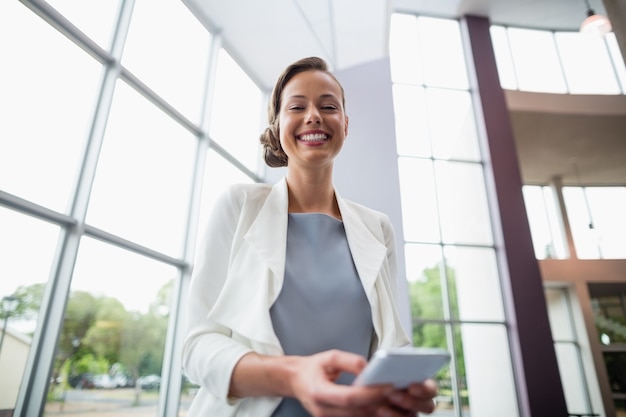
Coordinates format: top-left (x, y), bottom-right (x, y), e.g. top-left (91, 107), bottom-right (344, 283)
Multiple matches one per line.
top-left (137, 374), bottom-right (161, 390)
top-left (113, 374), bottom-right (131, 388)
top-left (69, 373), bottom-right (95, 389)
top-left (93, 374), bottom-right (117, 389)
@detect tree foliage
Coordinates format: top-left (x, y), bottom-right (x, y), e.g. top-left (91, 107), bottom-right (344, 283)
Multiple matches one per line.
top-left (7, 279), bottom-right (174, 387)
top-left (408, 260), bottom-right (466, 382)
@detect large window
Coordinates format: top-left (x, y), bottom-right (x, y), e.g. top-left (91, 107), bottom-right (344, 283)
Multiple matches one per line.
top-left (524, 185), bottom-right (626, 260)
top-left (490, 25), bottom-right (625, 95)
top-left (545, 286), bottom-right (601, 416)
top-left (0, 1), bottom-right (262, 416)
top-left (391, 13), bottom-right (519, 417)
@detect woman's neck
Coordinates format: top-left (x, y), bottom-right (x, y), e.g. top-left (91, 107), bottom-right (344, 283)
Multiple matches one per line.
top-left (285, 171), bottom-right (340, 219)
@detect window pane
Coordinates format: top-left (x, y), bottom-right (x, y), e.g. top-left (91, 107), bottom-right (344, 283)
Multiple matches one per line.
top-left (606, 33), bottom-right (626, 93)
top-left (398, 158), bottom-right (441, 243)
top-left (406, 243), bottom-right (445, 320)
top-left (523, 185), bottom-right (568, 259)
top-left (0, 208), bottom-right (60, 412)
top-left (563, 187), bottom-right (626, 259)
top-left (585, 187), bottom-right (626, 259)
top-left (390, 13), bottom-right (423, 85)
top-left (417, 17), bottom-right (469, 90)
top-left (592, 294), bottom-right (626, 345)
top-left (43, 237), bottom-right (176, 415)
top-left (426, 88), bottom-right (480, 161)
top-left (393, 85), bottom-right (430, 157)
top-left (545, 288), bottom-right (575, 341)
top-left (435, 161), bottom-right (493, 245)
top-left (507, 28), bottom-right (567, 93)
top-left (197, 150), bottom-right (254, 236)
top-left (523, 186), bottom-right (553, 259)
top-left (444, 246), bottom-right (505, 321)
top-left (460, 324), bottom-right (519, 417)
top-left (0, 0), bottom-right (101, 212)
top-left (555, 343), bottom-right (592, 413)
top-left (555, 32), bottom-right (620, 94)
top-left (209, 49), bottom-right (263, 172)
top-left (603, 351), bottom-right (626, 395)
top-left (563, 187), bottom-right (600, 258)
top-left (409, 324), bottom-right (455, 414)
top-left (542, 186), bottom-right (568, 258)
top-left (47, 0), bottom-right (119, 49)
top-left (86, 80), bottom-right (197, 257)
top-left (490, 25), bottom-right (518, 90)
top-left (122, 0), bottom-right (211, 123)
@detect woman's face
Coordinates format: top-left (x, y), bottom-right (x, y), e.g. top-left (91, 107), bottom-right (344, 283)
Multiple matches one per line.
top-left (278, 70), bottom-right (348, 171)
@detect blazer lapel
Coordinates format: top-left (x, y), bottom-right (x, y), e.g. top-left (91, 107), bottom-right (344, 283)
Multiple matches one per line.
top-left (244, 178), bottom-right (289, 301)
top-left (336, 193), bottom-right (387, 299)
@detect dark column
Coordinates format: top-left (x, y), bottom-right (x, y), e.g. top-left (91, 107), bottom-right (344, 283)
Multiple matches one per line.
top-left (460, 15), bottom-right (569, 417)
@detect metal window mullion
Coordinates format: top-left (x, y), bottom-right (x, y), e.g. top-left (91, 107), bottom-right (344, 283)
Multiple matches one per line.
top-left (427, 159), bottom-right (462, 417)
top-left (19, 0), bottom-right (115, 66)
top-left (0, 190), bottom-right (76, 227)
top-left (413, 317), bottom-right (507, 326)
top-left (119, 68), bottom-right (201, 137)
top-left (83, 224), bottom-right (186, 269)
top-left (13, 226), bottom-right (83, 417)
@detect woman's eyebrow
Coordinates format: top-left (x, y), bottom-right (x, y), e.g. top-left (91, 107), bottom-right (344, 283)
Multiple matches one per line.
top-left (286, 93), bottom-right (339, 100)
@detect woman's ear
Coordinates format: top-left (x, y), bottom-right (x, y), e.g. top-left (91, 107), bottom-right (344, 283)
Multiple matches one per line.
top-left (344, 115), bottom-right (349, 137)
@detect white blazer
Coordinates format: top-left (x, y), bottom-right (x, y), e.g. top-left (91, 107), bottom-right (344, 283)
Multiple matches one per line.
top-left (183, 178), bottom-right (410, 417)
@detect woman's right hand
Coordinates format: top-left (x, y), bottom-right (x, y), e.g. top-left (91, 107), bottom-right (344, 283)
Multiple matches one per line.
top-left (288, 350), bottom-right (394, 417)
top-left (230, 349), bottom-right (394, 417)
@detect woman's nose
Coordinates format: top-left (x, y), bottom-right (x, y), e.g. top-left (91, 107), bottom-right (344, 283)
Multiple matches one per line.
top-left (305, 107), bottom-right (321, 123)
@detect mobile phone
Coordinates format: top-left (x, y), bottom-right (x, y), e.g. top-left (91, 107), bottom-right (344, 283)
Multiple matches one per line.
top-left (352, 347), bottom-right (450, 388)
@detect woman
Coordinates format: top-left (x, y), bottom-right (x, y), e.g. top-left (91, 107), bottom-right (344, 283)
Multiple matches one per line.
top-left (183, 56), bottom-right (437, 416)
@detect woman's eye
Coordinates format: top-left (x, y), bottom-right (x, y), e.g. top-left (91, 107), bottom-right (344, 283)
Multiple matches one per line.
top-left (289, 105), bottom-right (304, 110)
top-left (322, 105), bottom-right (337, 110)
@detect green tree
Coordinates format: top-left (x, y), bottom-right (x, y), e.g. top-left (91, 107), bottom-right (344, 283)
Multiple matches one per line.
top-left (83, 296), bottom-right (127, 365)
top-left (3, 283), bottom-right (45, 323)
top-left (119, 311), bottom-right (168, 404)
top-left (409, 261), bottom-right (466, 383)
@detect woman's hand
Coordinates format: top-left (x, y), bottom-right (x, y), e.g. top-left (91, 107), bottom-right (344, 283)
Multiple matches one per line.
top-left (375, 379), bottom-right (438, 417)
top-left (230, 349), bottom-right (438, 417)
top-left (288, 350), bottom-right (394, 417)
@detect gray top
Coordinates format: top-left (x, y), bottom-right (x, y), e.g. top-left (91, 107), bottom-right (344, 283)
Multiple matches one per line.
top-left (269, 213), bottom-right (374, 417)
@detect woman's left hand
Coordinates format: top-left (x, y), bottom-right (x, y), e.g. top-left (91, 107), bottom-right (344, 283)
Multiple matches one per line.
top-left (375, 379), bottom-right (438, 417)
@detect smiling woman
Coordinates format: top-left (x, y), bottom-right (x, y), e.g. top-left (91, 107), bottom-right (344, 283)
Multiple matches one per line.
top-left (182, 56), bottom-right (439, 417)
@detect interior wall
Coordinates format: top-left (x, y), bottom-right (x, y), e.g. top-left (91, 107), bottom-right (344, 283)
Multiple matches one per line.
top-left (333, 57), bottom-right (410, 334)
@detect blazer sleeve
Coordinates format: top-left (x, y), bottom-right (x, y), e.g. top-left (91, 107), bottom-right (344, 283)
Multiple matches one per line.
top-left (182, 186), bottom-right (253, 402)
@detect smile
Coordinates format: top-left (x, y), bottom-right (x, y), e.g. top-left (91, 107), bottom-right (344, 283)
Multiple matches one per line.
top-left (298, 133), bottom-right (329, 142)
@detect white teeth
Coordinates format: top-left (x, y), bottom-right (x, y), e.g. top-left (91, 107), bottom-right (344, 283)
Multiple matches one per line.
top-left (299, 133), bottom-right (328, 141)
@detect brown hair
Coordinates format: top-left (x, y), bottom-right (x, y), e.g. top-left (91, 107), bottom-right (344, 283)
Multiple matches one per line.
top-left (259, 56), bottom-right (346, 167)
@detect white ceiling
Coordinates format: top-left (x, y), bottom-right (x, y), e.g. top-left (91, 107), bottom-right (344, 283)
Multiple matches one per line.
top-left (181, 0), bottom-right (626, 185)
top-left (182, 0), bottom-right (609, 90)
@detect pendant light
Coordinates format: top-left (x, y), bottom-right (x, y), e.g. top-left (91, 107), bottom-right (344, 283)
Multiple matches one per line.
top-left (580, 0), bottom-right (612, 36)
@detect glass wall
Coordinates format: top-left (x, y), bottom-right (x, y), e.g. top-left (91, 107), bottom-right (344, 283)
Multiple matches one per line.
top-left (524, 185), bottom-right (626, 260)
top-left (545, 287), bottom-right (599, 415)
top-left (0, 1), bottom-right (261, 416)
top-left (390, 13), bottom-right (519, 417)
top-left (490, 25), bottom-right (626, 94)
